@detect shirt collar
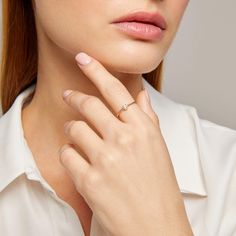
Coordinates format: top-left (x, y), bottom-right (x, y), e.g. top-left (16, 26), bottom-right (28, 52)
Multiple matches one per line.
top-left (0, 79), bottom-right (208, 197)
top-left (142, 78), bottom-right (207, 197)
top-left (0, 83), bottom-right (40, 192)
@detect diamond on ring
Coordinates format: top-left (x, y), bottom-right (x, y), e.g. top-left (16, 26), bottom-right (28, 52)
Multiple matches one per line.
top-left (122, 104), bottom-right (128, 110)
top-left (116, 101), bottom-right (136, 118)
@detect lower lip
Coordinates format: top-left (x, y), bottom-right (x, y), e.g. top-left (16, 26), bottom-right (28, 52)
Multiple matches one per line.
top-left (112, 22), bottom-right (164, 40)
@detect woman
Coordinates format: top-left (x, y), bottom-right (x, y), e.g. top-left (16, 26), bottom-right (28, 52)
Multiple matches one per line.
top-left (0, 0), bottom-right (235, 236)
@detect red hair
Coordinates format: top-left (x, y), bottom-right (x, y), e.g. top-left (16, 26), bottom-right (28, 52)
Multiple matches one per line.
top-left (0, 0), bottom-right (163, 114)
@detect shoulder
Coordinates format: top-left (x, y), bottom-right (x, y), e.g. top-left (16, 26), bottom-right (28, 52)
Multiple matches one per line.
top-left (180, 102), bottom-right (236, 146)
top-left (179, 103), bottom-right (236, 170)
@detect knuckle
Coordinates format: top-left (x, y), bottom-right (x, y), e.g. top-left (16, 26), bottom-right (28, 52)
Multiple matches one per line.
top-left (104, 122), bottom-right (119, 136)
top-left (80, 95), bottom-right (98, 111)
top-left (83, 171), bottom-right (101, 191)
top-left (99, 151), bottom-right (117, 167)
top-left (116, 131), bottom-right (135, 146)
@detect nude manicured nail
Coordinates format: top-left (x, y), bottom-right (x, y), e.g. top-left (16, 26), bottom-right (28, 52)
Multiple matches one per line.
top-left (63, 90), bottom-right (73, 99)
top-left (75, 52), bottom-right (92, 66)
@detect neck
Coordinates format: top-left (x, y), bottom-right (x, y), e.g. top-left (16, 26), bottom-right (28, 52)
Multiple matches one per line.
top-left (22, 35), bottom-right (144, 162)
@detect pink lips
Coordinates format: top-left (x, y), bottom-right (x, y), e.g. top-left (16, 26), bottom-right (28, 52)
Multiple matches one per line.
top-left (111, 11), bottom-right (167, 40)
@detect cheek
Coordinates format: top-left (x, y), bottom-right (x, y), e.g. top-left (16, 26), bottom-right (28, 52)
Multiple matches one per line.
top-left (34, 0), bottom-right (107, 54)
top-left (167, 0), bottom-right (189, 29)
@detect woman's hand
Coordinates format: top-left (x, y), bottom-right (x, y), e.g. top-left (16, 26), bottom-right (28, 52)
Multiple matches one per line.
top-left (58, 52), bottom-right (193, 236)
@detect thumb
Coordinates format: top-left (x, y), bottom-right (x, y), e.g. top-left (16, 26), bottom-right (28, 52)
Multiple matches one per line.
top-left (136, 89), bottom-right (159, 126)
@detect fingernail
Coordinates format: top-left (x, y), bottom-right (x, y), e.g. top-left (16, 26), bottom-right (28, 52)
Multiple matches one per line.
top-left (59, 144), bottom-right (69, 154)
top-left (59, 144), bottom-right (70, 156)
top-left (64, 121), bottom-right (73, 134)
top-left (63, 90), bottom-right (73, 99)
top-left (75, 52), bottom-right (92, 66)
top-left (64, 121), bottom-right (70, 129)
top-left (144, 89), bottom-right (150, 104)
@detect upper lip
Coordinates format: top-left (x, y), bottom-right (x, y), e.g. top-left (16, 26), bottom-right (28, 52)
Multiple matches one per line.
top-left (112, 11), bottom-right (167, 30)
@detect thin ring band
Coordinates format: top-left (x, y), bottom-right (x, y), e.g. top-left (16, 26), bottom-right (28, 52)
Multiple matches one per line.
top-left (116, 101), bottom-right (136, 118)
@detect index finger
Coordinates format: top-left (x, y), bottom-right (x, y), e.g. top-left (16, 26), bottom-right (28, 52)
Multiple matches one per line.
top-left (75, 52), bottom-right (145, 124)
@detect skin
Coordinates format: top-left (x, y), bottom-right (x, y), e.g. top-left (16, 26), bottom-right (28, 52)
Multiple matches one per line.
top-left (22, 0), bottom-right (190, 235)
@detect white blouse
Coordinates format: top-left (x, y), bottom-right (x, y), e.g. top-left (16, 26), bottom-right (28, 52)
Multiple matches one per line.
top-left (0, 77), bottom-right (235, 236)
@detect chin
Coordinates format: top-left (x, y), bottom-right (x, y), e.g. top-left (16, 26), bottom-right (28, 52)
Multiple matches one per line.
top-left (97, 54), bottom-right (162, 75)
top-left (106, 49), bottom-right (163, 74)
